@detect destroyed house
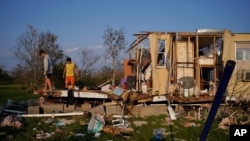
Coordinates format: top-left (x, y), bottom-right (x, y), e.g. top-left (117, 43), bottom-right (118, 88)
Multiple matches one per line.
top-left (124, 29), bottom-right (250, 102)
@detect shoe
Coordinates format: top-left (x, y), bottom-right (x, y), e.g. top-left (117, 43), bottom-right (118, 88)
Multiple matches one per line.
top-left (46, 91), bottom-right (53, 98)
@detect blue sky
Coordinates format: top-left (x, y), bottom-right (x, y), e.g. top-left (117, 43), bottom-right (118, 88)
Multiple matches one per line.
top-left (0, 0), bottom-right (250, 71)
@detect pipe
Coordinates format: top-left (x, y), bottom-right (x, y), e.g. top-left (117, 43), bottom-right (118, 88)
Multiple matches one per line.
top-left (199, 60), bottom-right (236, 141)
top-left (18, 112), bottom-right (84, 117)
top-left (4, 109), bottom-right (26, 114)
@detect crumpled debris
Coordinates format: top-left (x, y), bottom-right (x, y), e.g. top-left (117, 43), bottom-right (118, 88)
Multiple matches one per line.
top-left (44, 118), bottom-right (76, 126)
top-left (161, 117), bottom-right (174, 126)
top-left (87, 112), bottom-right (105, 133)
top-left (75, 133), bottom-right (85, 137)
top-left (36, 132), bottom-right (55, 139)
top-left (182, 122), bottom-right (200, 128)
top-left (33, 128), bottom-right (55, 139)
top-left (44, 118), bottom-right (54, 124)
top-left (154, 128), bottom-right (166, 140)
top-left (102, 125), bottom-right (134, 135)
top-left (218, 117), bottom-right (237, 130)
top-left (54, 121), bottom-right (65, 127)
top-left (59, 118), bottom-right (76, 125)
top-left (0, 114), bottom-right (23, 129)
top-left (133, 121), bottom-right (148, 127)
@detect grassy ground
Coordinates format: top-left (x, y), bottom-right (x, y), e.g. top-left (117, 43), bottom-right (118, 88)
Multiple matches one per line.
top-left (0, 84), bottom-right (229, 141)
top-left (0, 84), bottom-right (40, 104)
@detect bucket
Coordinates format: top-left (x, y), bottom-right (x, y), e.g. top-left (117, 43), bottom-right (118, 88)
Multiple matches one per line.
top-left (142, 83), bottom-right (147, 93)
top-left (184, 89), bottom-right (189, 97)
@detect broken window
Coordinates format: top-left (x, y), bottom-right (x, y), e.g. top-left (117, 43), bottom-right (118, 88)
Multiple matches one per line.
top-left (157, 39), bottom-right (167, 68)
top-left (236, 41), bottom-right (250, 61)
top-left (235, 41), bottom-right (250, 81)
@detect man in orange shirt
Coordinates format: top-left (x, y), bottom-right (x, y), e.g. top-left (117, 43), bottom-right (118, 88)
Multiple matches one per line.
top-left (62, 57), bottom-right (79, 90)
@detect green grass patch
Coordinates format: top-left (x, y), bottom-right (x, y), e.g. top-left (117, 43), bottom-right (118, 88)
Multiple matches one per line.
top-left (0, 84), bottom-right (39, 104)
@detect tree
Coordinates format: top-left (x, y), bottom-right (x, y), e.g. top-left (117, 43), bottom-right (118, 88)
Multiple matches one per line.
top-left (13, 25), bottom-right (64, 91)
top-left (76, 47), bottom-right (100, 87)
top-left (52, 62), bottom-right (65, 89)
top-left (79, 47), bottom-right (100, 76)
top-left (102, 26), bottom-right (127, 85)
top-left (0, 65), bottom-right (13, 84)
top-left (38, 31), bottom-right (64, 64)
top-left (13, 25), bottom-right (38, 90)
top-left (11, 64), bottom-right (26, 84)
top-left (96, 65), bottom-right (113, 83)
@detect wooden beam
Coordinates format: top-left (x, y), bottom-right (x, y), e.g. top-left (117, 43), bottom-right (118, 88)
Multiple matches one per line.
top-left (213, 36), bottom-right (217, 82)
top-left (196, 34), bottom-right (200, 87)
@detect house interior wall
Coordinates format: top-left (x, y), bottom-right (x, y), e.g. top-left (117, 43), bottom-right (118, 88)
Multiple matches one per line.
top-left (176, 41), bottom-right (194, 80)
top-left (149, 33), bottom-right (170, 95)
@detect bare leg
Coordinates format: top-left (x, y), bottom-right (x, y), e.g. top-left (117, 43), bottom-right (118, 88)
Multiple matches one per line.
top-left (65, 83), bottom-right (68, 89)
top-left (71, 84), bottom-right (75, 90)
top-left (45, 76), bottom-right (52, 91)
top-left (44, 76), bottom-right (48, 91)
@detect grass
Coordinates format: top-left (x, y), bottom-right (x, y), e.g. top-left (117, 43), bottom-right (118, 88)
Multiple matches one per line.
top-left (0, 84), bottom-right (40, 104)
top-left (0, 84), bottom-right (230, 141)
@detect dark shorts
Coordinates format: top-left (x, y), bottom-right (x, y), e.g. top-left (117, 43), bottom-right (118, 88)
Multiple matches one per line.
top-left (45, 73), bottom-right (52, 78)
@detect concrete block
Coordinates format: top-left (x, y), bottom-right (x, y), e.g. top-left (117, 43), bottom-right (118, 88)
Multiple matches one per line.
top-left (175, 105), bottom-right (184, 112)
top-left (105, 105), bottom-right (123, 115)
top-left (76, 103), bottom-right (91, 111)
top-left (62, 104), bottom-right (75, 113)
top-left (27, 103), bottom-right (170, 118)
top-left (28, 106), bottom-right (40, 114)
top-left (132, 105), bottom-right (168, 117)
top-left (89, 104), bottom-right (106, 114)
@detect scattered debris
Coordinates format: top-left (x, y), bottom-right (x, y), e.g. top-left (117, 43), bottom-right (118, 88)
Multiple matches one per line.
top-left (182, 122), bottom-right (200, 128)
top-left (0, 114), bottom-right (23, 129)
top-left (75, 133), bottom-right (85, 137)
top-left (87, 112), bottom-right (105, 136)
top-left (54, 121), bottom-right (65, 127)
top-left (218, 111), bottom-right (238, 130)
top-left (154, 128), bottom-right (166, 140)
top-left (161, 117), bottom-right (174, 126)
top-left (59, 118), bottom-right (76, 125)
top-left (133, 121), bottom-right (148, 127)
top-left (33, 128), bottom-right (55, 139)
top-left (102, 125), bottom-right (134, 136)
top-left (44, 118), bottom-right (54, 124)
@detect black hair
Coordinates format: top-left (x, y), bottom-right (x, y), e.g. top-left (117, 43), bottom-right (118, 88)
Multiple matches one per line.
top-left (67, 57), bottom-right (71, 62)
top-left (39, 50), bottom-right (46, 55)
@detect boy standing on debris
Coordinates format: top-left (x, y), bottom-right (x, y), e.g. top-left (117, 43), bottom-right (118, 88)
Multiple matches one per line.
top-left (62, 57), bottom-right (79, 90)
top-left (39, 50), bottom-right (53, 92)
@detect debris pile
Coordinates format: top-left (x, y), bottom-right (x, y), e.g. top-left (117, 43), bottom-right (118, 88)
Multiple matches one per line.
top-left (0, 114), bottom-right (23, 129)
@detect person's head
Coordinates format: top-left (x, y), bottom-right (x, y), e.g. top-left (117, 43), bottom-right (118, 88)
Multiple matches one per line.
top-left (66, 57), bottom-right (72, 63)
top-left (39, 50), bottom-right (47, 57)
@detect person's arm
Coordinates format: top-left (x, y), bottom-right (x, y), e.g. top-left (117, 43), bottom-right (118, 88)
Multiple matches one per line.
top-left (44, 55), bottom-right (49, 75)
top-left (63, 65), bottom-right (66, 78)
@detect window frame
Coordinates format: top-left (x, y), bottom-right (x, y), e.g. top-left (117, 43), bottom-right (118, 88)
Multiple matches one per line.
top-left (235, 41), bottom-right (250, 61)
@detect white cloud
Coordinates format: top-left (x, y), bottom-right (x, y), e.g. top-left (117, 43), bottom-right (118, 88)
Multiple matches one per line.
top-left (64, 47), bottom-right (79, 53)
top-left (79, 45), bottom-right (105, 55)
top-left (82, 45), bottom-right (104, 50)
top-left (0, 49), bottom-right (13, 57)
